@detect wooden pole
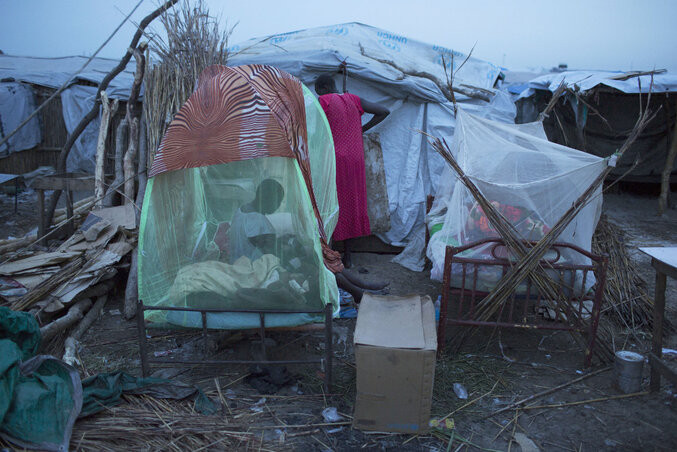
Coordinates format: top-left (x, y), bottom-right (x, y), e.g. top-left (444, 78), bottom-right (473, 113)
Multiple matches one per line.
top-left (658, 102), bottom-right (677, 215)
top-left (40, 298), bottom-right (93, 342)
top-left (103, 119), bottom-right (128, 207)
top-left (63, 294), bottom-right (109, 366)
top-left (136, 117), bottom-right (148, 225)
top-left (95, 92), bottom-right (118, 209)
top-left (124, 117), bottom-right (139, 205)
top-left (123, 45), bottom-right (146, 206)
top-left (650, 268), bottom-right (667, 392)
top-left (124, 252), bottom-right (138, 320)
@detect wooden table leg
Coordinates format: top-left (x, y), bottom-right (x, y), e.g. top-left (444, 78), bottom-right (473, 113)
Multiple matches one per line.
top-left (650, 268), bottom-right (667, 392)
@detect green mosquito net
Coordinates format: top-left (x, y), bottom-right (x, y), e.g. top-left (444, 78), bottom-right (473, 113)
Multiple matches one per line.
top-left (138, 65), bottom-right (339, 329)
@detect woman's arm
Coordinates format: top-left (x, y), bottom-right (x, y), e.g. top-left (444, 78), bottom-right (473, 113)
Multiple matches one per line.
top-left (360, 98), bottom-right (390, 133)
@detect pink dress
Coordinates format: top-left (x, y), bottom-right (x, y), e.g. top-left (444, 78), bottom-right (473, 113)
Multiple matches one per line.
top-left (319, 93), bottom-right (371, 241)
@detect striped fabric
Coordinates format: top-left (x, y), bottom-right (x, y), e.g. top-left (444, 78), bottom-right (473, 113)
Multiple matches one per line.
top-left (149, 64), bottom-right (343, 273)
top-left (149, 65), bottom-right (300, 176)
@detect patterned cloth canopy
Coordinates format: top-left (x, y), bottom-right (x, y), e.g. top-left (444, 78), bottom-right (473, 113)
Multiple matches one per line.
top-left (149, 64), bottom-right (307, 176)
top-left (148, 64), bottom-right (343, 273)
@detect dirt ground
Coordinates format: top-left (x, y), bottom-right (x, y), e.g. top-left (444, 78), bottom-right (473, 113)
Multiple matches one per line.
top-left (1, 185), bottom-right (677, 451)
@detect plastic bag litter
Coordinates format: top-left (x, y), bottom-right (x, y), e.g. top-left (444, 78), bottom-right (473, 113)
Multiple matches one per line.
top-left (453, 383), bottom-right (468, 399)
top-left (322, 407), bottom-right (343, 422)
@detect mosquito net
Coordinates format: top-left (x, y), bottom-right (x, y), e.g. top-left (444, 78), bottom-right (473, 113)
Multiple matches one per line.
top-left (427, 109), bottom-right (607, 293)
top-left (138, 65), bottom-right (339, 329)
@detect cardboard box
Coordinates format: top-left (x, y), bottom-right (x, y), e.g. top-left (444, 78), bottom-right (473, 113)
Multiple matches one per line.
top-left (352, 294), bottom-right (437, 433)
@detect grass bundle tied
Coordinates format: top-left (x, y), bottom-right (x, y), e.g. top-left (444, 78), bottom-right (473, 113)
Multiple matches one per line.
top-left (424, 77), bottom-right (658, 363)
top-left (143, 0), bottom-right (232, 165)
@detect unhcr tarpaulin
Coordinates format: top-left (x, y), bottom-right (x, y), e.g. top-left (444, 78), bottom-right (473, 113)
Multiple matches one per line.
top-left (0, 82), bottom-right (41, 155)
top-left (228, 23), bottom-right (510, 270)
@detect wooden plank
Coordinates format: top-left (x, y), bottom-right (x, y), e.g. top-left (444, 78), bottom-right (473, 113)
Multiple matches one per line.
top-left (32, 174), bottom-right (95, 191)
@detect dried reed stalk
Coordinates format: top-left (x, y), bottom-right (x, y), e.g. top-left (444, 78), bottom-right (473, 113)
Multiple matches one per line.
top-left (592, 215), bottom-right (668, 330)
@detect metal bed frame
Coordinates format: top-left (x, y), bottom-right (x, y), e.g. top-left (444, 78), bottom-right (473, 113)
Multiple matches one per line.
top-left (438, 238), bottom-right (607, 367)
top-left (137, 300), bottom-right (333, 392)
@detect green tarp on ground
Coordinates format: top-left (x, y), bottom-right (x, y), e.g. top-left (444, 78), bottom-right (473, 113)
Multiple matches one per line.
top-left (0, 306), bottom-right (217, 451)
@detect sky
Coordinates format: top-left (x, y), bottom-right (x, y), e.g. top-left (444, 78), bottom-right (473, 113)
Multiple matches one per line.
top-left (0, 0), bottom-right (676, 74)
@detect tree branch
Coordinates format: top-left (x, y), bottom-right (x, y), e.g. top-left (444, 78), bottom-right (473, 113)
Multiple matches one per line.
top-left (358, 44), bottom-right (494, 103)
top-left (43, 0), bottom-right (178, 231)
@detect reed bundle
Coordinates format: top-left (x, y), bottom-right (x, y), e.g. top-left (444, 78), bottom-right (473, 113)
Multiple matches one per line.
top-left (143, 0), bottom-right (232, 164)
top-left (69, 396), bottom-right (252, 451)
top-left (592, 215), bottom-right (667, 330)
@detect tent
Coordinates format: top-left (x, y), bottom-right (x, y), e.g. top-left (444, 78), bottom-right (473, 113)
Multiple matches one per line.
top-left (228, 23), bottom-right (513, 270)
top-left (426, 109), bottom-right (607, 291)
top-left (138, 64), bottom-right (341, 329)
top-left (516, 71), bottom-right (677, 181)
top-left (0, 54), bottom-right (138, 173)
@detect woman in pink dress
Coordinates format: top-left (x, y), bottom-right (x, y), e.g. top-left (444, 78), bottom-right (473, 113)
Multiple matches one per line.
top-left (315, 74), bottom-right (390, 268)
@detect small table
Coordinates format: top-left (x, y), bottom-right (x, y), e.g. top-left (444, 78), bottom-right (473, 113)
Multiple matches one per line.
top-left (639, 247), bottom-right (677, 392)
top-left (0, 173), bottom-right (20, 212)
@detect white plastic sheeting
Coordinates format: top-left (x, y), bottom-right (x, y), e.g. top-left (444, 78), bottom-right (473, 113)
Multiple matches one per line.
top-left (228, 23), bottom-right (506, 270)
top-left (60, 85), bottom-right (101, 173)
top-left (518, 71), bottom-right (677, 99)
top-left (229, 22), bottom-right (501, 96)
top-left (427, 109), bottom-right (606, 288)
top-left (0, 82), bottom-right (41, 155)
top-left (0, 55), bottom-right (138, 98)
